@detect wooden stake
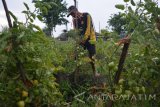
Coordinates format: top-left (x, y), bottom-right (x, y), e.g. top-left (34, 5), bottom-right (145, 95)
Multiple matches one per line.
top-left (107, 39), bottom-right (131, 107)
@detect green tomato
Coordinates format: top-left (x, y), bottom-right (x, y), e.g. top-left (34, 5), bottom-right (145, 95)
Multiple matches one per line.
top-left (33, 80), bottom-right (38, 86)
top-left (155, 49), bottom-right (158, 52)
top-left (128, 81), bottom-right (132, 86)
top-left (113, 66), bottom-right (118, 72)
top-left (140, 54), bottom-right (144, 57)
top-left (120, 85), bottom-right (123, 88)
top-left (128, 81), bottom-right (136, 86)
top-left (80, 52), bottom-right (84, 55)
top-left (153, 29), bottom-right (160, 35)
top-left (22, 90), bottom-right (28, 97)
top-left (19, 24), bottom-right (26, 30)
top-left (119, 79), bottom-right (125, 84)
top-left (115, 88), bottom-right (122, 94)
top-left (122, 94), bottom-right (128, 99)
top-left (141, 86), bottom-right (146, 93)
top-left (17, 100), bottom-right (25, 107)
top-left (125, 90), bottom-right (132, 95)
top-left (25, 97), bottom-right (30, 103)
top-left (108, 62), bottom-right (115, 69)
top-left (33, 89), bottom-right (39, 95)
top-left (135, 53), bottom-right (139, 57)
top-left (134, 87), bottom-right (140, 93)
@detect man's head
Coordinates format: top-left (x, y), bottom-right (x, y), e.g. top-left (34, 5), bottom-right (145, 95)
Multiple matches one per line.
top-left (67, 5), bottom-right (78, 17)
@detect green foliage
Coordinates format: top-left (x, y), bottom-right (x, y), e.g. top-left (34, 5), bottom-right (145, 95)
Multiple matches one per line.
top-left (0, 3), bottom-right (64, 106)
top-left (0, 25), bottom-right (63, 107)
top-left (24, 2), bottom-right (29, 10)
top-left (115, 4), bottom-right (125, 10)
top-left (130, 0), bottom-right (136, 6)
top-left (55, 1), bottom-right (160, 106)
top-left (124, 0), bottom-right (130, 2)
top-left (108, 12), bottom-right (127, 34)
top-left (100, 29), bottom-right (110, 38)
top-left (124, 0), bottom-right (130, 3)
top-left (113, 0), bottom-right (160, 34)
top-left (56, 30), bottom-right (160, 106)
top-left (33, 0), bottom-right (68, 36)
top-left (9, 11), bottom-right (18, 21)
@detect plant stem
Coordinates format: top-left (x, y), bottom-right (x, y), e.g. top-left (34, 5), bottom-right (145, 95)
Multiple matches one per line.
top-left (2, 0), bottom-right (12, 28)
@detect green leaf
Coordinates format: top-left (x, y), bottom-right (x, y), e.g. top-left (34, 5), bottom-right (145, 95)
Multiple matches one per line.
top-left (50, 2), bottom-right (58, 7)
top-left (31, 13), bottom-right (36, 19)
top-left (129, 21), bottom-right (135, 28)
top-left (144, 0), bottom-right (152, 2)
top-left (9, 11), bottom-right (17, 21)
top-left (33, 58), bottom-right (42, 63)
top-left (138, 3), bottom-right (144, 7)
top-left (29, 18), bottom-right (34, 23)
top-left (143, 28), bottom-right (152, 33)
top-left (22, 11), bottom-right (28, 14)
top-left (150, 2), bottom-right (156, 7)
top-left (128, 6), bottom-right (134, 13)
top-left (115, 4), bottom-right (125, 10)
top-left (42, 6), bottom-right (48, 15)
top-left (157, 8), bottom-right (160, 14)
top-left (46, 4), bottom-right (52, 9)
top-left (37, 15), bottom-right (43, 21)
top-left (32, 24), bottom-right (42, 32)
top-left (23, 2), bottom-right (29, 10)
top-left (124, 0), bottom-right (130, 2)
top-left (35, 2), bottom-right (41, 8)
top-left (17, 32), bottom-right (25, 40)
top-left (131, 0), bottom-right (136, 6)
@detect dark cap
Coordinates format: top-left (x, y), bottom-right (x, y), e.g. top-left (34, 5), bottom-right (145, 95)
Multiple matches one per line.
top-left (67, 5), bottom-right (78, 17)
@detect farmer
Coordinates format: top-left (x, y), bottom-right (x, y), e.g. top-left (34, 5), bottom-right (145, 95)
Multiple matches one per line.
top-left (67, 5), bottom-right (100, 77)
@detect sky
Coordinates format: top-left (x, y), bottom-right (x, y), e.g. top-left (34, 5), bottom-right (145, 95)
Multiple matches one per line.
top-left (0, 0), bottom-right (143, 37)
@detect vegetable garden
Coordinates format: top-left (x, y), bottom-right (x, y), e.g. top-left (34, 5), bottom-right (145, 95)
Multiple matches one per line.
top-left (0, 0), bottom-right (160, 107)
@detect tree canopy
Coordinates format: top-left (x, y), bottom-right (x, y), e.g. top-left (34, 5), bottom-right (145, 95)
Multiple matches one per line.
top-left (33, 0), bottom-right (68, 36)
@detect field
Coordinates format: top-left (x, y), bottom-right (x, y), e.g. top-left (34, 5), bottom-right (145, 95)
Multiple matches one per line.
top-left (0, 0), bottom-right (160, 107)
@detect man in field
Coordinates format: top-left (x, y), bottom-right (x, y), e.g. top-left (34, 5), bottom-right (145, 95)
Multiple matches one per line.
top-left (67, 5), bottom-right (100, 77)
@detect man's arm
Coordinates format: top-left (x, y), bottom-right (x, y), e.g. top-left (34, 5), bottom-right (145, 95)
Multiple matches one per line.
top-left (82, 14), bottom-right (91, 41)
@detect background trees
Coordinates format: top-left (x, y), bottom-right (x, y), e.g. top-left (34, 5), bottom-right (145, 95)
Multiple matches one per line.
top-left (108, 12), bottom-right (127, 34)
top-left (33, 0), bottom-right (68, 36)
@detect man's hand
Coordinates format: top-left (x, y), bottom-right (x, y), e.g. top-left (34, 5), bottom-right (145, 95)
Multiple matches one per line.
top-left (77, 40), bottom-right (85, 48)
top-left (115, 36), bottom-right (130, 46)
top-left (79, 40), bottom-right (85, 46)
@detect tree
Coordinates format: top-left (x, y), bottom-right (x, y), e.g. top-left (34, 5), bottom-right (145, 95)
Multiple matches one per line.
top-left (107, 12), bottom-right (127, 34)
top-left (34, 0), bottom-right (68, 36)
